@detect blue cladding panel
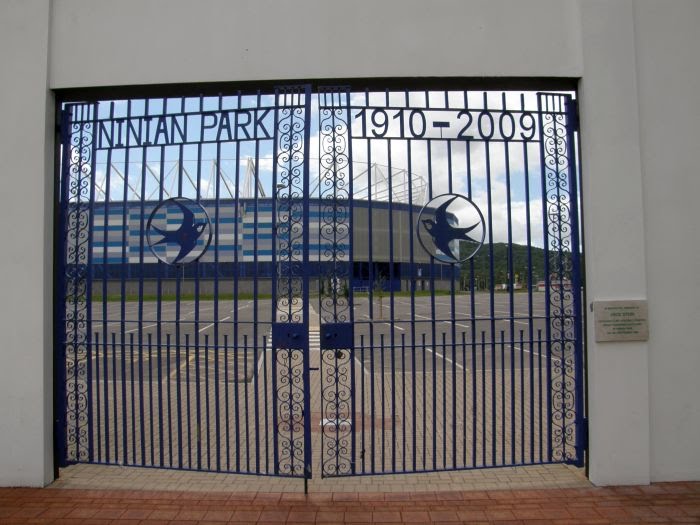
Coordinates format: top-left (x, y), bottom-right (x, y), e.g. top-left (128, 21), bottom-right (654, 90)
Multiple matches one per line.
top-left (93, 199), bottom-right (358, 264)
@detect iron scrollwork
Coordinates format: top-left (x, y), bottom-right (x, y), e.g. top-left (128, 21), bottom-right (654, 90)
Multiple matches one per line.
top-left (62, 104), bottom-right (95, 463)
top-left (320, 349), bottom-right (353, 476)
top-left (318, 88), bottom-right (354, 476)
top-left (273, 87), bottom-right (309, 476)
top-left (319, 90), bottom-right (351, 324)
top-left (275, 348), bottom-right (306, 475)
top-left (275, 95), bottom-right (306, 325)
top-left (538, 94), bottom-right (579, 463)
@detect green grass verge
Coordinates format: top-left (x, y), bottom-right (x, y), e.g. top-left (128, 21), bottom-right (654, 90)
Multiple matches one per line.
top-left (92, 288), bottom-right (538, 302)
top-left (93, 292), bottom-right (269, 302)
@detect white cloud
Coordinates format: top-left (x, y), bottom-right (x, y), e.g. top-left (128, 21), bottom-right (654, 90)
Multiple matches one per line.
top-left (84, 90), bottom-right (564, 249)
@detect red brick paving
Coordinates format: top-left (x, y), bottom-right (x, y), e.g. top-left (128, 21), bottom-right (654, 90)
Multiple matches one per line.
top-left (0, 482), bottom-right (698, 524)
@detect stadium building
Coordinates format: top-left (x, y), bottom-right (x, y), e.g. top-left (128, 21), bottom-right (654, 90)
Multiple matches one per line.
top-left (90, 162), bottom-right (456, 296)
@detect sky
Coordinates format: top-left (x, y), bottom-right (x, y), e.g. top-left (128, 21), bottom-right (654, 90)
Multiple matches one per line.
top-left (78, 89), bottom-right (577, 249)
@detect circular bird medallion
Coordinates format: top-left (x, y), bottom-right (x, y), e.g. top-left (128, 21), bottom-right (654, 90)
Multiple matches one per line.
top-left (146, 197), bottom-right (212, 265)
top-left (417, 193), bottom-right (485, 263)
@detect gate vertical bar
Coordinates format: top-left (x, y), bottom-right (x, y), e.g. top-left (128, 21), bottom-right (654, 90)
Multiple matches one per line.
top-left (564, 98), bottom-right (585, 466)
top-left (538, 97), bottom-right (554, 462)
top-left (302, 85), bottom-right (313, 481)
top-left (55, 105), bottom-right (73, 468)
top-left (134, 102), bottom-right (149, 465)
top-left (85, 103), bottom-right (98, 465)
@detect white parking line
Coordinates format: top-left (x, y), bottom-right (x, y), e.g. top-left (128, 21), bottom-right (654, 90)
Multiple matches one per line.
top-left (504, 343), bottom-right (551, 361)
top-left (124, 323), bottom-right (157, 334)
top-left (425, 346), bottom-right (468, 372)
top-left (254, 329), bottom-right (273, 381)
top-left (198, 315), bottom-right (232, 333)
top-left (355, 354), bottom-right (371, 377)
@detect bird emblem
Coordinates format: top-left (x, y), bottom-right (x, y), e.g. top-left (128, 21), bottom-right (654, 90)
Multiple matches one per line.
top-left (150, 198), bottom-right (209, 264)
top-left (421, 195), bottom-right (481, 262)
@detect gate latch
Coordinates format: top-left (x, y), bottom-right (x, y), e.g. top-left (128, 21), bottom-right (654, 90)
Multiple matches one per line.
top-left (272, 323), bottom-right (307, 349)
top-left (320, 323), bottom-right (353, 350)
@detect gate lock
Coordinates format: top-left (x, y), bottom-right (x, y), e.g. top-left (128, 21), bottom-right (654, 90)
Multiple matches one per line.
top-left (272, 323), bottom-right (308, 349)
top-left (320, 323), bottom-right (353, 350)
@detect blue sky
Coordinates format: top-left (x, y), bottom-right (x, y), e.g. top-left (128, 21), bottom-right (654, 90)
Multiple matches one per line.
top-left (84, 89), bottom-right (576, 248)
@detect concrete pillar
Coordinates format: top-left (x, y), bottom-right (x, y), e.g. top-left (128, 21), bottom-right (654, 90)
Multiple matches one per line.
top-left (0, 0), bottom-right (54, 486)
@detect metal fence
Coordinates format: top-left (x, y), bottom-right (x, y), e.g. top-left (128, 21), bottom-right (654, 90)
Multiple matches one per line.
top-left (56, 84), bottom-right (584, 481)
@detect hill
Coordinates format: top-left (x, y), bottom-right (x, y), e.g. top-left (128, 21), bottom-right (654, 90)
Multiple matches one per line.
top-left (460, 243), bottom-right (546, 290)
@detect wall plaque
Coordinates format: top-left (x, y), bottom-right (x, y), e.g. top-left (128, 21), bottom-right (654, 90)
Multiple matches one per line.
top-left (592, 300), bottom-right (649, 342)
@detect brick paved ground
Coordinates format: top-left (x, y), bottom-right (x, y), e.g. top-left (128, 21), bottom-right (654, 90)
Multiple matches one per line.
top-left (1, 481), bottom-right (699, 524)
top-left (51, 463), bottom-right (590, 493)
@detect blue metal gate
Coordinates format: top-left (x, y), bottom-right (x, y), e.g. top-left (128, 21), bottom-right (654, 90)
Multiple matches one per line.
top-left (314, 88), bottom-right (584, 477)
top-left (56, 84), bottom-right (584, 480)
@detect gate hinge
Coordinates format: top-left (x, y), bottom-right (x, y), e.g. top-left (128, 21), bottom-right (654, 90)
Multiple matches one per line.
top-left (565, 98), bottom-right (580, 132)
top-left (56, 110), bottom-right (66, 134)
top-left (58, 106), bottom-right (74, 135)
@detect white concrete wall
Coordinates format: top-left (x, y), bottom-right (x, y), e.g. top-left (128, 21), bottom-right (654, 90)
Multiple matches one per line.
top-left (0, 0), bottom-right (54, 486)
top-left (49, 0), bottom-right (582, 87)
top-left (633, 0), bottom-right (700, 482)
top-left (0, 0), bottom-right (698, 487)
top-left (578, 0), bottom-right (651, 486)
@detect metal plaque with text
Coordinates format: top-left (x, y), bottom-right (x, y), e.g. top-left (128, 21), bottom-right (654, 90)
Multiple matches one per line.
top-left (593, 300), bottom-right (649, 342)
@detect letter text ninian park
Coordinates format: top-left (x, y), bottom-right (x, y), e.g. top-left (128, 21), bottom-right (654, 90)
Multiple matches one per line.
top-left (95, 109), bottom-right (274, 149)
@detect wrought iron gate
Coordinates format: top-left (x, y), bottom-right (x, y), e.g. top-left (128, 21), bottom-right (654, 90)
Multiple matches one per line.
top-left (56, 84), bottom-right (584, 480)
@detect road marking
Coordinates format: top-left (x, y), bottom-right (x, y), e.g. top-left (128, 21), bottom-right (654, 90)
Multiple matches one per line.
top-left (197, 315), bottom-right (232, 333)
top-left (425, 346), bottom-right (468, 372)
top-left (124, 323), bottom-right (157, 334)
top-left (253, 329), bottom-right (273, 382)
top-left (355, 355), bottom-right (371, 377)
top-left (502, 343), bottom-right (558, 362)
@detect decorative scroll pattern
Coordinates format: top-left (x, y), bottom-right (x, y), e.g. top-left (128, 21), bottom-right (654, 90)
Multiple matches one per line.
top-left (273, 87), bottom-right (308, 476)
top-left (62, 104), bottom-right (94, 463)
top-left (321, 349), bottom-right (353, 476)
top-left (318, 89), bottom-right (351, 324)
top-left (318, 88), bottom-right (354, 476)
top-left (275, 91), bottom-right (306, 324)
top-left (538, 94), bottom-right (579, 463)
top-left (275, 348), bottom-right (306, 475)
